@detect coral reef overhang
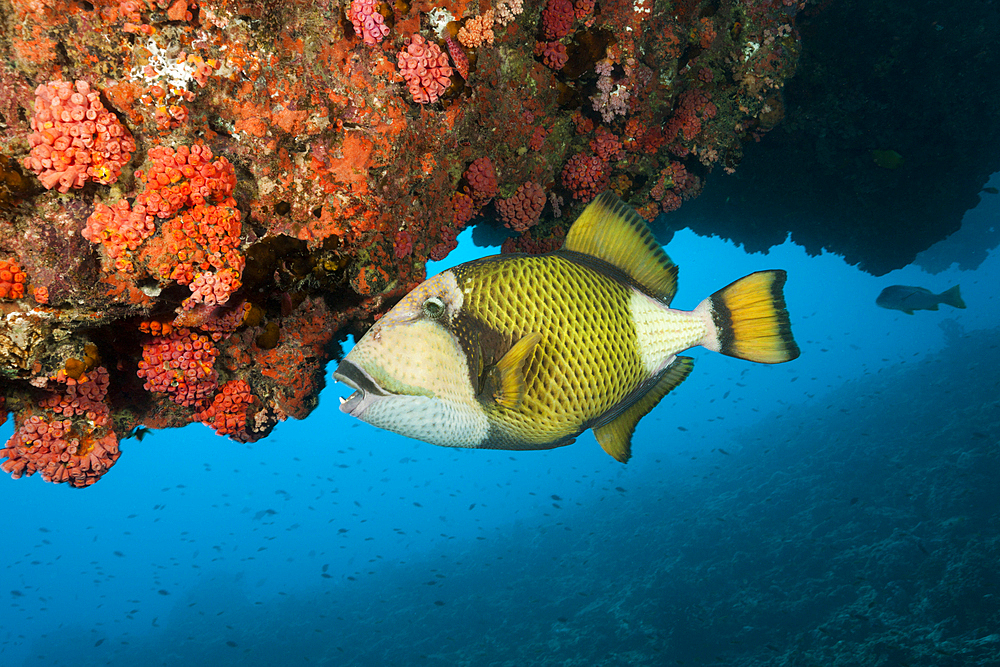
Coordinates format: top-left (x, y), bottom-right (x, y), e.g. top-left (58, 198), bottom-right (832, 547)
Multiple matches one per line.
top-left (0, 0), bottom-right (990, 485)
top-left (661, 0), bottom-right (1000, 276)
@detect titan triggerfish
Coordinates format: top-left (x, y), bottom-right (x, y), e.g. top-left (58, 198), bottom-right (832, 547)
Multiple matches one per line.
top-left (335, 192), bottom-right (800, 462)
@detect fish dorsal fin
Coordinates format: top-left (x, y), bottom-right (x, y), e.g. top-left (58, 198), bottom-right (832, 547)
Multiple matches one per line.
top-left (563, 191), bottom-right (679, 304)
top-left (594, 356), bottom-right (694, 463)
top-left (482, 332), bottom-right (542, 409)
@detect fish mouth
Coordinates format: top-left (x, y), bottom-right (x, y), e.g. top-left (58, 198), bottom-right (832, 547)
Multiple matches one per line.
top-left (333, 359), bottom-right (391, 417)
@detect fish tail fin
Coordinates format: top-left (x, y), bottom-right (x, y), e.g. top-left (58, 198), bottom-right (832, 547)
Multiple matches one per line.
top-left (940, 285), bottom-right (966, 310)
top-left (697, 270), bottom-right (800, 364)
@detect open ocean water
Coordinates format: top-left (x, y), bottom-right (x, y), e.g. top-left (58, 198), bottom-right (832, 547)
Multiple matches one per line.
top-left (2, 179), bottom-right (999, 665)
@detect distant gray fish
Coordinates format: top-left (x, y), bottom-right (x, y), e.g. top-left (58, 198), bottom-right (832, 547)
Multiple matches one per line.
top-left (876, 285), bottom-right (965, 315)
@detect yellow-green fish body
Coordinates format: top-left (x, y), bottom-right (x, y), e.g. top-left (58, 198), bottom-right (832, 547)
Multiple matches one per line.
top-left (335, 193), bottom-right (799, 462)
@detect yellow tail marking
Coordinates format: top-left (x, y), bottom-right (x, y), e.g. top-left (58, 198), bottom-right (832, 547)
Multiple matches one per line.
top-left (711, 270), bottom-right (799, 364)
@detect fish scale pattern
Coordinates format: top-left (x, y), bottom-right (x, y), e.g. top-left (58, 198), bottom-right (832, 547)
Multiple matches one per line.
top-left (456, 254), bottom-right (647, 446)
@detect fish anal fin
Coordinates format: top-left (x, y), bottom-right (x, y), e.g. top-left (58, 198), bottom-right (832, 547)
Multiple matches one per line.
top-left (562, 191), bottom-right (679, 304)
top-left (483, 332), bottom-right (542, 410)
top-left (594, 356), bottom-right (695, 463)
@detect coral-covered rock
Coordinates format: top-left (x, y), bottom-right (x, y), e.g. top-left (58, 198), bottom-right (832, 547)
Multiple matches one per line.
top-left (0, 0), bottom-right (816, 486)
top-left (254, 298), bottom-right (339, 420)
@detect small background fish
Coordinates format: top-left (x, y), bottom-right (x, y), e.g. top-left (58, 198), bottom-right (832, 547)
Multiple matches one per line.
top-left (871, 148), bottom-right (905, 169)
top-left (876, 284), bottom-right (966, 314)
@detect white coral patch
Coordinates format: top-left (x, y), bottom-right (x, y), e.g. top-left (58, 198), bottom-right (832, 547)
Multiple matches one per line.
top-left (427, 8), bottom-right (455, 38)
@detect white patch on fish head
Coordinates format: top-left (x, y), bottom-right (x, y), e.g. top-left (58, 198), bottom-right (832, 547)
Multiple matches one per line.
top-left (344, 393), bottom-right (490, 448)
top-left (346, 271), bottom-right (466, 397)
top-left (334, 271), bottom-right (489, 447)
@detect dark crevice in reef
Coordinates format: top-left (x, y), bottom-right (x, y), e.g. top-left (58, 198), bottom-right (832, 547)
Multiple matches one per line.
top-left (661, 0), bottom-right (1000, 275)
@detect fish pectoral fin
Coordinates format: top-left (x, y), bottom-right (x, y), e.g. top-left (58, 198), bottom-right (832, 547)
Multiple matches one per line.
top-left (482, 332), bottom-right (542, 410)
top-left (594, 356), bottom-right (695, 463)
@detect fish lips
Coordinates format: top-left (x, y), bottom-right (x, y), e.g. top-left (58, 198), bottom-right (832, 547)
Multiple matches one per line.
top-left (333, 359), bottom-right (390, 418)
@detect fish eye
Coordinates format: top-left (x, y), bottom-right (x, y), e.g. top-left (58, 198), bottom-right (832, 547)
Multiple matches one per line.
top-left (422, 296), bottom-right (446, 318)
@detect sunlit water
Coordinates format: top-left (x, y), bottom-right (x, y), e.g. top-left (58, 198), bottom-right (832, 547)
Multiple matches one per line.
top-left (2, 190), bottom-right (998, 666)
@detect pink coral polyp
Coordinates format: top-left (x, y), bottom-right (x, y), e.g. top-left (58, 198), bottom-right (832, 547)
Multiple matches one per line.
top-left (348, 0), bottom-right (390, 46)
top-left (137, 329), bottom-right (220, 408)
top-left (464, 156), bottom-right (498, 206)
top-left (496, 182), bottom-right (546, 232)
top-left (184, 269), bottom-right (240, 309)
top-left (0, 368), bottom-right (121, 487)
top-left (537, 41), bottom-right (569, 71)
top-left (397, 34), bottom-right (453, 105)
top-left (194, 379), bottom-right (258, 441)
top-left (561, 153), bottom-right (609, 202)
top-left (541, 0), bottom-right (574, 41)
top-left (23, 80), bottom-right (135, 193)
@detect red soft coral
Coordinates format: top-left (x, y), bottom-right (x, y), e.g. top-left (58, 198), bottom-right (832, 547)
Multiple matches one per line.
top-left (561, 154), bottom-right (609, 202)
top-left (496, 182), bottom-right (546, 232)
top-left (464, 157), bottom-right (498, 207)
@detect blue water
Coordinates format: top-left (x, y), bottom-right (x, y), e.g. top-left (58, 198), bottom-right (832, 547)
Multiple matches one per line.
top-left (2, 189), bottom-right (999, 665)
